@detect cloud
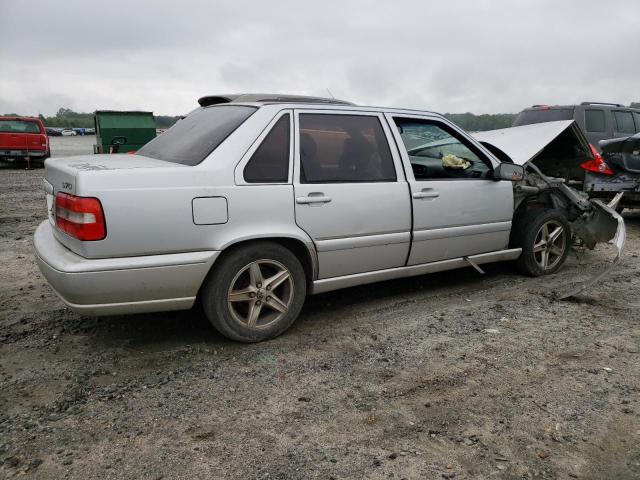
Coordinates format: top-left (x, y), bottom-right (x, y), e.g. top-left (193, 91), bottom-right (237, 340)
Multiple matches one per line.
top-left (1, 0), bottom-right (638, 116)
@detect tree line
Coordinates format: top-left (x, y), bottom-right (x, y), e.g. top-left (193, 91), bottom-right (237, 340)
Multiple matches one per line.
top-left (1, 108), bottom-right (180, 129)
top-left (4, 103), bottom-right (640, 132)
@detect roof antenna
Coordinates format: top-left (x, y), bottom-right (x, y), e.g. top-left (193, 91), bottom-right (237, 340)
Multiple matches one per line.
top-left (326, 88), bottom-right (335, 99)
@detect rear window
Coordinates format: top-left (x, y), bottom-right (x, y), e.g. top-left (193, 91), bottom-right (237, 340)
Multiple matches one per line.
top-left (0, 120), bottom-right (41, 133)
top-left (512, 108), bottom-right (574, 126)
top-left (137, 105), bottom-right (256, 165)
top-left (613, 111), bottom-right (636, 134)
top-left (585, 109), bottom-right (606, 132)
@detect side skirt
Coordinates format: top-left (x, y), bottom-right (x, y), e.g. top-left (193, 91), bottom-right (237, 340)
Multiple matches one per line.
top-left (310, 248), bottom-right (522, 294)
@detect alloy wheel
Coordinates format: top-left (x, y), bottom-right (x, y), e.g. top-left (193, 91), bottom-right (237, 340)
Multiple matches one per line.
top-left (227, 259), bottom-right (294, 329)
top-left (533, 220), bottom-right (567, 271)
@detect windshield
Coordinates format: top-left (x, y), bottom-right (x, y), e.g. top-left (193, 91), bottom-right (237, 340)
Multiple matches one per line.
top-left (137, 105), bottom-right (257, 165)
top-left (513, 108), bottom-right (574, 126)
top-left (0, 120), bottom-right (41, 133)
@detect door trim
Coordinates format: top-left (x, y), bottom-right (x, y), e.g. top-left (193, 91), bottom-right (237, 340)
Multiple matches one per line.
top-left (316, 231), bottom-right (410, 252)
top-left (310, 248), bottom-right (522, 294)
top-left (413, 221), bottom-right (511, 242)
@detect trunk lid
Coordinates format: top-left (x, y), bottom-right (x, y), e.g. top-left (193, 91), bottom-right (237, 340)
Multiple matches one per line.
top-left (44, 154), bottom-right (188, 254)
top-left (44, 154), bottom-right (184, 195)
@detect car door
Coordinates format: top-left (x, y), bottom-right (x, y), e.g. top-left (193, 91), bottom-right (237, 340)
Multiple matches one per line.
top-left (293, 110), bottom-right (411, 279)
top-left (385, 113), bottom-right (513, 265)
top-left (612, 110), bottom-right (637, 139)
top-left (582, 107), bottom-right (611, 148)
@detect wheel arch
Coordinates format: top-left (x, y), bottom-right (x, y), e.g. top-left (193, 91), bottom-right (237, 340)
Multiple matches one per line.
top-left (198, 235), bottom-right (318, 299)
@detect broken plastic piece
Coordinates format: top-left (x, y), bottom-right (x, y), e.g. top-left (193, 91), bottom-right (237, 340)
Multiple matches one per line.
top-left (556, 195), bottom-right (626, 300)
top-left (464, 256), bottom-right (486, 274)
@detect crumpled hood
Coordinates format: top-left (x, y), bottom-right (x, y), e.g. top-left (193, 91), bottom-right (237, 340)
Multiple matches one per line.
top-left (471, 120), bottom-right (591, 166)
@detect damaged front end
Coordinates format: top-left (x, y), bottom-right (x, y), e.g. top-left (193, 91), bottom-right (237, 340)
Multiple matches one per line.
top-left (473, 121), bottom-right (626, 299)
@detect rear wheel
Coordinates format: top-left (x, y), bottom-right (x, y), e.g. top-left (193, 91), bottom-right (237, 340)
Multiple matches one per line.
top-left (201, 242), bottom-right (306, 342)
top-left (512, 209), bottom-right (571, 276)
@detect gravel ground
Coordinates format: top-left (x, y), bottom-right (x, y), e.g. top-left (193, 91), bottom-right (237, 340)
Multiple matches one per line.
top-left (1, 144), bottom-right (639, 479)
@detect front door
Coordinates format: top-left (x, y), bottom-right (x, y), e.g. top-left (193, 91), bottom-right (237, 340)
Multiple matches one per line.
top-left (386, 114), bottom-right (513, 265)
top-left (293, 110), bottom-right (411, 279)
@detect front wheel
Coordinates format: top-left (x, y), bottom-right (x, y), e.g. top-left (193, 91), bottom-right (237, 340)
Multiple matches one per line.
top-left (512, 209), bottom-right (571, 276)
top-left (201, 242), bottom-right (307, 342)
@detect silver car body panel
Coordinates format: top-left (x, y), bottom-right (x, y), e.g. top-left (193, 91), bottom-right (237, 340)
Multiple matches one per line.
top-left (35, 102), bottom-right (621, 316)
top-left (34, 221), bottom-right (218, 315)
top-left (292, 109), bottom-right (412, 279)
top-left (383, 112), bottom-right (513, 265)
top-left (311, 248), bottom-right (522, 294)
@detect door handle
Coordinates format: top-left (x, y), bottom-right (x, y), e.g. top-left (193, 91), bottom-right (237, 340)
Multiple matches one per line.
top-left (412, 189), bottom-right (440, 199)
top-left (296, 194), bottom-right (332, 204)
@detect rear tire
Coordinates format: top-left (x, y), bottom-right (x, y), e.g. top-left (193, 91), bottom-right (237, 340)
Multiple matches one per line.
top-left (511, 209), bottom-right (571, 276)
top-left (201, 242), bottom-right (306, 342)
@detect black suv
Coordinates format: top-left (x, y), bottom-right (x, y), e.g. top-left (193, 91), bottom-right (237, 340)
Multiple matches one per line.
top-left (514, 102), bottom-right (640, 210)
top-left (514, 102), bottom-right (640, 150)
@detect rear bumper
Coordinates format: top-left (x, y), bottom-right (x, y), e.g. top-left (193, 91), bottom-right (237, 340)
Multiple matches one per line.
top-left (0, 149), bottom-right (49, 158)
top-left (33, 221), bottom-right (219, 316)
top-left (584, 172), bottom-right (640, 206)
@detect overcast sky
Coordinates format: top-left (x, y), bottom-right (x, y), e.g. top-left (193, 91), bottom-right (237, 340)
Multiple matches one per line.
top-left (0, 0), bottom-right (638, 117)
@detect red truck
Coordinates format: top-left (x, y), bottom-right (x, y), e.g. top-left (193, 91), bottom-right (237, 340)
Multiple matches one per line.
top-left (0, 116), bottom-right (50, 166)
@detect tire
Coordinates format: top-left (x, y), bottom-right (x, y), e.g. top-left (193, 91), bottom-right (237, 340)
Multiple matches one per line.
top-left (511, 209), bottom-right (571, 277)
top-left (200, 242), bottom-right (307, 342)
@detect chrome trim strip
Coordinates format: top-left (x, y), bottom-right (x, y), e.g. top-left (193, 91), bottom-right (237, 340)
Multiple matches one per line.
top-left (310, 248), bottom-right (522, 294)
top-left (413, 221), bottom-right (511, 242)
top-left (315, 231), bottom-right (411, 252)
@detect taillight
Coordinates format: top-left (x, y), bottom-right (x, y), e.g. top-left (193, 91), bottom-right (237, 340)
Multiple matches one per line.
top-left (55, 192), bottom-right (106, 241)
top-left (580, 144), bottom-right (614, 175)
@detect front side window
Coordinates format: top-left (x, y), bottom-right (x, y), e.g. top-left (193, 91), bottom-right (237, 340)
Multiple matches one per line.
top-left (244, 114), bottom-right (290, 183)
top-left (137, 105), bottom-right (256, 165)
top-left (585, 109), bottom-right (606, 132)
top-left (394, 118), bottom-right (491, 180)
top-left (613, 111), bottom-right (635, 133)
top-left (298, 114), bottom-right (396, 183)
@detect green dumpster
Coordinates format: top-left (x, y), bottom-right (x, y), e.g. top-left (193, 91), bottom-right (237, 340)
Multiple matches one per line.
top-left (93, 110), bottom-right (156, 154)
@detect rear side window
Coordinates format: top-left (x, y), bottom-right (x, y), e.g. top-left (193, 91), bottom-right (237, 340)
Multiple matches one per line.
top-left (0, 120), bottom-right (41, 133)
top-left (244, 114), bottom-right (290, 183)
top-left (137, 105), bottom-right (256, 165)
top-left (635, 113), bottom-right (640, 132)
top-left (512, 108), bottom-right (574, 126)
top-left (613, 111), bottom-right (636, 133)
top-left (585, 109), bottom-right (606, 132)
top-left (299, 114), bottom-right (396, 183)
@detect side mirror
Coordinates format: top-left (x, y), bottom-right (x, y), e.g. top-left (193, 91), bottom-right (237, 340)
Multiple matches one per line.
top-left (493, 163), bottom-right (524, 181)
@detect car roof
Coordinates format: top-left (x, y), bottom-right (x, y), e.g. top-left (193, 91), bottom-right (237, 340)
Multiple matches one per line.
top-left (197, 94), bottom-right (443, 117)
top-left (524, 103), bottom-right (640, 112)
top-left (198, 93), bottom-right (354, 107)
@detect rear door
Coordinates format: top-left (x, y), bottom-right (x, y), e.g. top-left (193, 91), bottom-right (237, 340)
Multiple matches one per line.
top-left (386, 113), bottom-right (513, 265)
top-left (612, 110), bottom-right (637, 139)
top-left (582, 107), bottom-right (611, 148)
top-left (293, 110), bottom-right (411, 279)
